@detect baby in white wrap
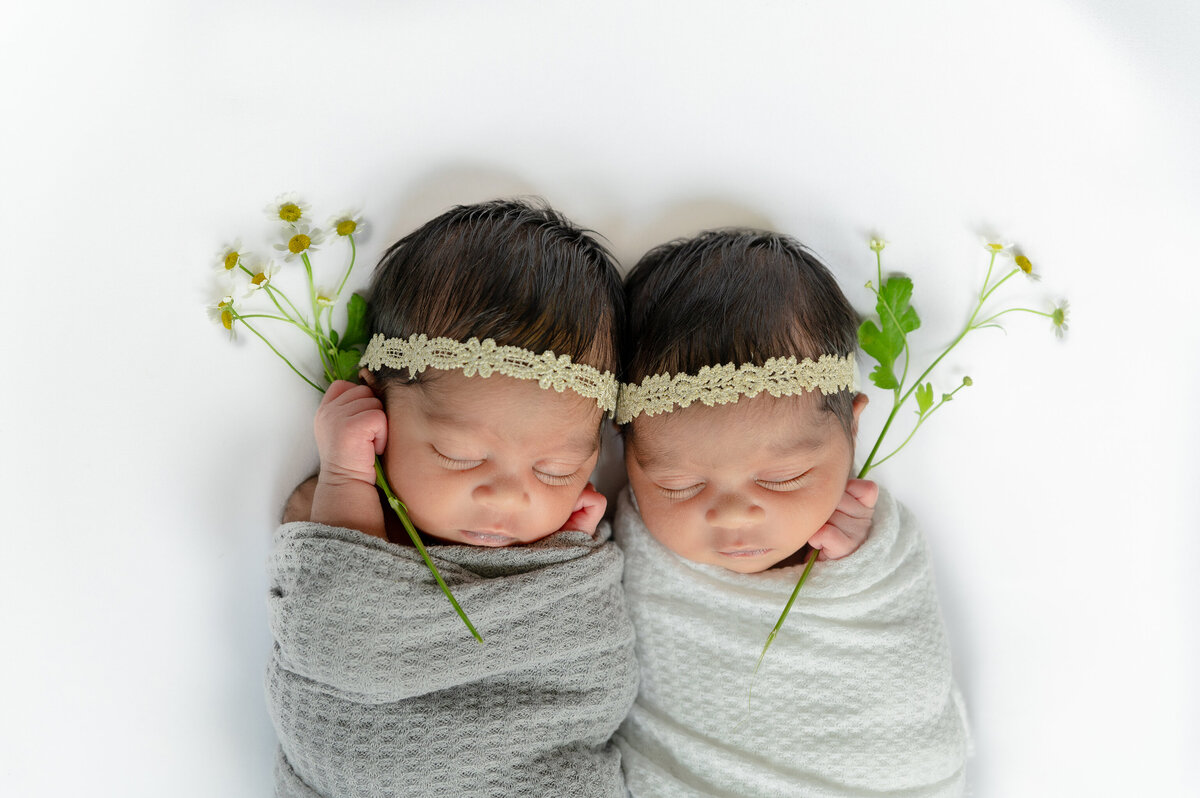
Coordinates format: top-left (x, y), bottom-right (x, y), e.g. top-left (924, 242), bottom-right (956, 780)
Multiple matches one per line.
top-left (613, 230), bottom-right (970, 797)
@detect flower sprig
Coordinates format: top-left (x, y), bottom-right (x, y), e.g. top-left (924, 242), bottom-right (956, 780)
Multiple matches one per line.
top-left (208, 196), bottom-right (481, 642)
top-left (855, 238), bottom-right (1067, 477)
top-left (749, 234), bottom-right (1069, 708)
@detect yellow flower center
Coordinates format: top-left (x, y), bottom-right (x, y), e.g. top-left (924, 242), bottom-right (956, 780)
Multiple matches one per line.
top-left (221, 309), bottom-right (233, 330)
top-left (336, 219), bottom-right (357, 236)
top-left (1015, 255), bottom-right (1032, 274)
top-left (279, 203), bottom-right (303, 223)
top-left (251, 272), bottom-right (267, 286)
top-left (316, 294), bottom-right (334, 307)
top-left (223, 251), bottom-right (239, 270)
top-left (288, 234), bottom-right (311, 254)
top-left (986, 242), bottom-right (1004, 252)
top-left (1052, 307), bottom-right (1065, 327)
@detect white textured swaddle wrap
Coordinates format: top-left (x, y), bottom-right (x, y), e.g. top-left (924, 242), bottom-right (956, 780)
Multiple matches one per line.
top-left (613, 486), bottom-right (969, 798)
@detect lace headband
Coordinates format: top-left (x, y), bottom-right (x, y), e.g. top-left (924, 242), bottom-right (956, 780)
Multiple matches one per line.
top-left (614, 353), bottom-right (858, 424)
top-left (359, 333), bottom-right (619, 417)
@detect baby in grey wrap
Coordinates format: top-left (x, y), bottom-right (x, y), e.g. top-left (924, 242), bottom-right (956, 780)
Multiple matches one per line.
top-left (612, 230), bottom-right (969, 796)
top-left (267, 200), bottom-right (637, 797)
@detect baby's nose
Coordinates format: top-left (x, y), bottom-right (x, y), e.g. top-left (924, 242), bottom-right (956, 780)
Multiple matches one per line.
top-left (472, 475), bottom-right (530, 509)
top-left (705, 492), bottom-right (764, 528)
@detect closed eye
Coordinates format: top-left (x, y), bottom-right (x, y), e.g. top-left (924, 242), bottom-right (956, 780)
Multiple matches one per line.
top-left (535, 469), bottom-right (581, 487)
top-left (656, 483), bottom-right (705, 501)
top-left (755, 472), bottom-right (809, 492)
top-left (434, 450), bottom-right (484, 471)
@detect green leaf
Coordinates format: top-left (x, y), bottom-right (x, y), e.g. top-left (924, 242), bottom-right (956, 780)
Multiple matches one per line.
top-left (858, 319), bottom-right (899, 389)
top-left (340, 293), bottom-right (369, 349)
top-left (329, 329), bottom-right (339, 346)
top-left (857, 275), bottom-right (921, 391)
top-left (916, 382), bottom-right (934, 416)
top-left (333, 348), bottom-right (363, 382)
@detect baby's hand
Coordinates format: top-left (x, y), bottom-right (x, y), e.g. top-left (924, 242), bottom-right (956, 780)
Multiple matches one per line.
top-left (314, 380), bottom-right (388, 489)
top-left (807, 479), bottom-right (879, 561)
top-left (558, 482), bottom-right (607, 536)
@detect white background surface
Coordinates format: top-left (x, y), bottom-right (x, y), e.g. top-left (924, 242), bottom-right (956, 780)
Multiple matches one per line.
top-left (2, 1), bottom-right (1196, 795)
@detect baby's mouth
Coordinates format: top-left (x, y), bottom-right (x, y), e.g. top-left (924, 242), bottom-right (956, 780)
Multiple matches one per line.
top-left (717, 547), bottom-right (772, 558)
top-left (460, 529), bottom-right (517, 546)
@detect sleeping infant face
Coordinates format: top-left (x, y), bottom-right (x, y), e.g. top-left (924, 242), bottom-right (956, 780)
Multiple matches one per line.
top-left (380, 370), bottom-right (602, 546)
top-left (624, 391), bottom-right (863, 573)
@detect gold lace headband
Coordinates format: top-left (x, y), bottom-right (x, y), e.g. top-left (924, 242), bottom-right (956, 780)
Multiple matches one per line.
top-left (359, 333), bottom-right (619, 417)
top-left (614, 354), bottom-right (858, 424)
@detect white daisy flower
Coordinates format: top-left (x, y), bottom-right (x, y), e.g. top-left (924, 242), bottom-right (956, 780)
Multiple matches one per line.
top-left (1013, 252), bottom-right (1042, 281)
top-left (328, 209), bottom-right (365, 238)
top-left (245, 259), bottom-right (280, 292)
top-left (982, 239), bottom-right (1012, 255)
top-left (315, 286), bottom-right (337, 308)
top-left (265, 193), bottom-right (312, 226)
top-left (274, 223), bottom-right (325, 262)
top-left (868, 237), bottom-right (887, 253)
top-left (215, 239), bottom-right (243, 272)
top-left (1051, 300), bottom-right (1070, 339)
top-left (206, 279), bottom-right (242, 335)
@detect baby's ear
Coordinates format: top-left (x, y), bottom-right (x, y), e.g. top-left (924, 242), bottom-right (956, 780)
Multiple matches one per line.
top-left (851, 392), bottom-right (869, 438)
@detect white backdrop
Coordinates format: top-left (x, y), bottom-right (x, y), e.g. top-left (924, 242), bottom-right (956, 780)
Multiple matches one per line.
top-left (2, 1), bottom-right (1196, 795)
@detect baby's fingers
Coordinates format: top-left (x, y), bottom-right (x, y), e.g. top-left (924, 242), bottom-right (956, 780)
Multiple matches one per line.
top-left (810, 516), bottom-right (859, 561)
top-left (321, 379), bottom-right (362, 404)
top-left (560, 483), bottom-right (606, 536)
top-left (844, 478), bottom-right (879, 509)
top-left (829, 480), bottom-right (878, 524)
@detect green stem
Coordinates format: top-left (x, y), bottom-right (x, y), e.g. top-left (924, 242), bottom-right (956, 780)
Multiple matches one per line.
top-left (859, 329), bottom-right (966, 478)
top-left (334, 234), bottom-right (357, 298)
top-left (746, 547), bottom-right (819, 714)
top-left (980, 268), bottom-right (1019, 305)
top-left (250, 276), bottom-right (303, 326)
top-left (235, 315), bottom-right (324, 393)
top-left (269, 282), bottom-right (310, 326)
top-left (374, 459), bottom-right (482, 643)
top-left (236, 313), bottom-right (296, 324)
top-left (868, 381), bottom-right (967, 470)
top-left (980, 251), bottom-right (997, 301)
top-left (974, 306), bottom-right (1051, 327)
top-left (301, 252), bottom-right (337, 379)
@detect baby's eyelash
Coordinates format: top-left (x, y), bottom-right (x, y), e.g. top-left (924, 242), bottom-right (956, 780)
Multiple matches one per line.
top-left (535, 470), bottom-right (581, 487)
top-left (435, 452), bottom-right (484, 471)
top-left (755, 472), bottom-right (810, 492)
top-left (656, 484), bottom-right (704, 501)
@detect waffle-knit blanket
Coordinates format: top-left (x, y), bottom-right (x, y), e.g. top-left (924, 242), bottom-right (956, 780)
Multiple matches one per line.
top-left (266, 521), bottom-right (638, 797)
top-left (613, 486), bottom-right (969, 797)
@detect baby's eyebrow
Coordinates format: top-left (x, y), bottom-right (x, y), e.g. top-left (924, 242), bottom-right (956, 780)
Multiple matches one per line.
top-left (558, 429), bottom-right (601, 459)
top-left (631, 443), bottom-right (675, 473)
top-left (767, 434), bottom-right (827, 456)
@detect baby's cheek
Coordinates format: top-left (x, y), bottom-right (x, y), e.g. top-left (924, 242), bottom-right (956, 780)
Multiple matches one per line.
top-left (638, 499), bottom-right (682, 548)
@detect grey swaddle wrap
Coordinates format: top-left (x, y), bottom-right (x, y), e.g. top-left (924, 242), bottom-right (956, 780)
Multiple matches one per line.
top-left (266, 520), bottom-right (638, 798)
top-left (614, 486), bottom-right (969, 797)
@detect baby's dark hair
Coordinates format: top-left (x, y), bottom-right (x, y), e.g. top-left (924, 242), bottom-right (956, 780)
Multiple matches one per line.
top-left (623, 229), bottom-right (859, 434)
top-left (367, 198), bottom-right (624, 395)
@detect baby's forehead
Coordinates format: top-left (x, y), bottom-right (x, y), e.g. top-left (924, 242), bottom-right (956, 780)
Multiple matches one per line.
top-left (627, 393), bottom-right (836, 465)
top-left (407, 370), bottom-right (603, 454)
